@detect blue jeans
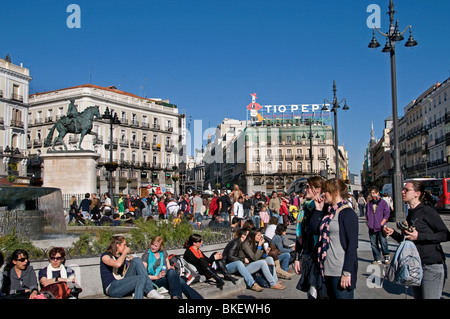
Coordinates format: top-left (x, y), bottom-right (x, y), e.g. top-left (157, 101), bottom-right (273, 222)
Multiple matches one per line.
top-left (107, 257), bottom-right (155, 299)
top-left (220, 211), bottom-right (230, 223)
top-left (412, 263), bottom-right (445, 299)
top-left (278, 252), bottom-right (291, 272)
top-left (246, 260), bottom-right (277, 287)
top-left (324, 276), bottom-right (354, 299)
top-left (369, 229), bottom-right (390, 261)
top-left (252, 215), bottom-right (260, 228)
top-left (153, 268), bottom-right (203, 299)
top-left (194, 212), bottom-right (203, 223)
top-left (226, 260), bottom-right (255, 288)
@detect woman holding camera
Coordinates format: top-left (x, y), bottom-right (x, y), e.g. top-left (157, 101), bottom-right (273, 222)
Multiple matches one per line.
top-left (383, 180), bottom-right (449, 299)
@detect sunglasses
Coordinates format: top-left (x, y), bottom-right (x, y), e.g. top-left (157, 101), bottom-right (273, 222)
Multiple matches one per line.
top-left (50, 256), bottom-right (63, 261)
top-left (16, 258), bottom-right (28, 262)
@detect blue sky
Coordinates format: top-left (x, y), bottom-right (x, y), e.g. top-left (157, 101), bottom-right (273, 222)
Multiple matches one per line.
top-left (2, 0), bottom-right (450, 175)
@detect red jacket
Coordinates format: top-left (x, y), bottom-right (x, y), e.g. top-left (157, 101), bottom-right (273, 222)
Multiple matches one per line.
top-left (209, 197), bottom-right (218, 215)
top-left (158, 201), bottom-right (166, 215)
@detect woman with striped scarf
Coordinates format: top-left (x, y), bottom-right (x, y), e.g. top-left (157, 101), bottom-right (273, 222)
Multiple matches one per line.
top-left (317, 178), bottom-right (358, 299)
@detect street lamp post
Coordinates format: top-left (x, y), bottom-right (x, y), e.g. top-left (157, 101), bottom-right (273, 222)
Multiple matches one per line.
top-left (302, 120), bottom-right (321, 176)
top-left (323, 80), bottom-right (349, 179)
top-left (102, 107), bottom-right (121, 205)
top-left (368, 0), bottom-right (418, 219)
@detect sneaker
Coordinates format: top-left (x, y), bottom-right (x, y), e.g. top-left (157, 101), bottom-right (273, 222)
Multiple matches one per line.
top-left (250, 283), bottom-right (264, 292)
top-left (147, 289), bottom-right (166, 299)
top-left (372, 260), bottom-right (382, 265)
top-left (383, 255), bottom-right (391, 264)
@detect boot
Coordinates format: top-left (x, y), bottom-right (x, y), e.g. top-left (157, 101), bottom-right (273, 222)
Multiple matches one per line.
top-left (275, 259), bottom-right (294, 280)
top-left (205, 266), bottom-right (225, 290)
top-left (217, 259), bottom-right (238, 285)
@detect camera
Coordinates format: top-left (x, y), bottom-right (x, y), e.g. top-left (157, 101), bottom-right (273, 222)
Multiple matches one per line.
top-left (396, 220), bottom-right (414, 233)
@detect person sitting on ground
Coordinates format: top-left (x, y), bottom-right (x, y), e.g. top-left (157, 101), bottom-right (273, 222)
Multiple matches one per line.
top-left (100, 235), bottom-right (164, 299)
top-left (222, 228), bottom-right (264, 292)
top-left (187, 213), bottom-right (199, 229)
top-left (124, 212), bottom-right (134, 225)
top-left (183, 234), bottom-right (237, 290)
top-left (207, 214), bottom-right (231, 230)
top-left (264, 216), bottom-right (279, 241)
top-left (230, 216), bottom-right (241, 232)
top-left (142, 236), bottom-right (203, 299)
top-left (38, 247), bottom-right (81, 298)
top-left (241, 228), bottom-right (286, 290)
top-left (111, 213), bottom-right (122, 226)
top-left (271, 224), bottom-right (295, 272)
top-left (2, 249), bottom-right (39, 298)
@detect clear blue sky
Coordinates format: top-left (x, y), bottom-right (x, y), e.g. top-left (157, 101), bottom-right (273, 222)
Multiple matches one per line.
top-left (2, 0), bottom-right (450, 175)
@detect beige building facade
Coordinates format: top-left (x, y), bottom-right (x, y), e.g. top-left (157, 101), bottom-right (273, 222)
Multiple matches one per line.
top-left (27, 84), bottom-right (185, 195)
top-left (0, 57), bottom-right (32, 181)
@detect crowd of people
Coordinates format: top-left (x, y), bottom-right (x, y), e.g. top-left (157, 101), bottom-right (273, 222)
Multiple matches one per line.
top-left (1, 178), bottom-right (449, 300)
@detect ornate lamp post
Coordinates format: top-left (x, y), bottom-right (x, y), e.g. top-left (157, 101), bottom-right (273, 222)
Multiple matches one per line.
top-left (102, 107), bottom-right (120, 204)
top-left (302, 120), bottom-right (321, 176)
top-left (368, 0), bottom-right (418, 219)
top-left (322, 81), bottom-right (349, 179)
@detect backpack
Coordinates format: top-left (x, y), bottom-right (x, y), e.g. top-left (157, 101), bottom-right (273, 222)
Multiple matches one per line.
top-left (385, 240), bottom-right (423, 287)
top-left (168, 254), bottom-right (202, 285)
top-left (40, 282), bottom-right (72, 299)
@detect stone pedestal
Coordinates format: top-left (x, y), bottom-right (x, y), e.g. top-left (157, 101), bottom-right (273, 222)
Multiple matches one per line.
top-left (41, 151), bottom-right (100, 195)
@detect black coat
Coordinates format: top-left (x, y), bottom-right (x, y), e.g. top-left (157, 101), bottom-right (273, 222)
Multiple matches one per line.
top-left (391, 203), bottom-right (449, 265)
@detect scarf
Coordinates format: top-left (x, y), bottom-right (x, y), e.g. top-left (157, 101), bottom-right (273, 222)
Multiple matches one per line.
top-left (371, 196), bottom-right (381, 213)
top-left (46, 263), bottom-right (68, 279)
top-left (189, 246), bottom-right (205, 259)
top-left (317, 200), bottom-right (350, 280)
top-left (147, 250), bottom-right (164, 276)
top-left (296, 200), bottom-right (315, 240)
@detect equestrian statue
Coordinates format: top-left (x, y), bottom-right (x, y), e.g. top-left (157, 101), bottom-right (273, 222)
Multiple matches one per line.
top-left (44, 99), bottom-right (102, 151)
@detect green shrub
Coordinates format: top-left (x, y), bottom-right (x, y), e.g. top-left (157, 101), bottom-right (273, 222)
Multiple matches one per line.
top-left (0, 228), bottom-right (44, 260)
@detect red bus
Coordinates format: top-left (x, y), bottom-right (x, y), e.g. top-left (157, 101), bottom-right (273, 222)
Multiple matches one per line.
top-left (404, 178), bottom-right (450, 213)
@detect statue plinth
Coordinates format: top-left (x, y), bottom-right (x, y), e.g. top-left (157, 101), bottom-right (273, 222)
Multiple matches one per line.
top-left (41, 151), bottom-right (100, 195)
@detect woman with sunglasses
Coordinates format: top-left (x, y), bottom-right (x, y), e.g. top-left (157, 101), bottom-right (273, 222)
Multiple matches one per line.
top-left (383, 180), bottom-right (449, 299)
top-left (294, 176), bottom-right (328, 299)
top-left (38, 247), bottom-right (75, 287)
top-left (38, 247), bottom-right (81, 298)
top-left (2, 249), bottom-right (39, 298)
top-left (183, 234), bottom-right (236, 290)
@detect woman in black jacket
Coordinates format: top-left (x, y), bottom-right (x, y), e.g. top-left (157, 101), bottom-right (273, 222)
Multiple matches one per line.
top-left (384, 180), bottom-right (449, 299)
top-left (183, 234), bottom-right (236, 290)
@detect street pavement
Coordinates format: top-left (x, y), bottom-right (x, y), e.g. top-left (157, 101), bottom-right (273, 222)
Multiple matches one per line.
top-left (221, 212), bottom-right (450, 300)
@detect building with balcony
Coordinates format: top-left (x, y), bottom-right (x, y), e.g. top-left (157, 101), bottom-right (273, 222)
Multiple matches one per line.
top-left (203, 118), bottom-right (349, 195)
top-left (398, 77), bottom-right (450, 178)
top-left (0, 56), bottom-right (32, 182)
top-left (27, 84), bottom-right (185, 195)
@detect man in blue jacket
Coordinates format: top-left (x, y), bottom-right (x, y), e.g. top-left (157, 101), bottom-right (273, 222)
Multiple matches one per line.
top-left (366, 186), bottom-right (391, 264)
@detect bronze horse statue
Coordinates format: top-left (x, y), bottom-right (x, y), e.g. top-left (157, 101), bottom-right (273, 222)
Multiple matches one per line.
top-left (44, 105), bottom-right (102, 150)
